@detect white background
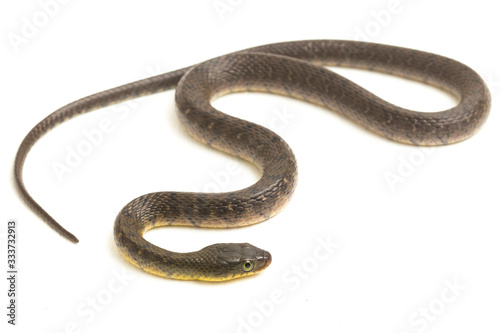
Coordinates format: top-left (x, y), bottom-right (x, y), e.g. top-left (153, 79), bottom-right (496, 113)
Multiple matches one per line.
top-left (1, 0), bottom-right (499, 332)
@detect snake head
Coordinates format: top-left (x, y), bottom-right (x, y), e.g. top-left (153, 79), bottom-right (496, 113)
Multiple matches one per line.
top-left (206, 243), bottom-right (272, 281)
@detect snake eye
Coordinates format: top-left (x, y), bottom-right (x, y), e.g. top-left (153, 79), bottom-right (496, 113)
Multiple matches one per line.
top-left (242, 261), bottom-right (255, 272)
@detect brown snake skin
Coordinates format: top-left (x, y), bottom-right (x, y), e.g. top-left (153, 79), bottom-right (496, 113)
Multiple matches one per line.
top-left (14, 40), bottom-right (491, 281)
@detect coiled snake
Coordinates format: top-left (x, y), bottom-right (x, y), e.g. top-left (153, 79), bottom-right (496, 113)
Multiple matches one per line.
top-left (14, 40), bottom-right (491, 281)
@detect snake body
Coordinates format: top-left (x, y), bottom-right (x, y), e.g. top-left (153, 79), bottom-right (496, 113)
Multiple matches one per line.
top-left (14, 40), bottom-right (490, 281)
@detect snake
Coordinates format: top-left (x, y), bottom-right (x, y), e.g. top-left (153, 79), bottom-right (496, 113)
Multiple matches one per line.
top-left (14, 40), bottom-right (491, 281)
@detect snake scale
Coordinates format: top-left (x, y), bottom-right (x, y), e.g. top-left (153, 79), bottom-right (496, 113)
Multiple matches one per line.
top-left (14, 40), bottom-right (491, 281)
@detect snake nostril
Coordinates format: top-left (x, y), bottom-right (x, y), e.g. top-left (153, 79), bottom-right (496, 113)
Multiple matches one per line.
top-left (264, 251), bottom-right (272, 267)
